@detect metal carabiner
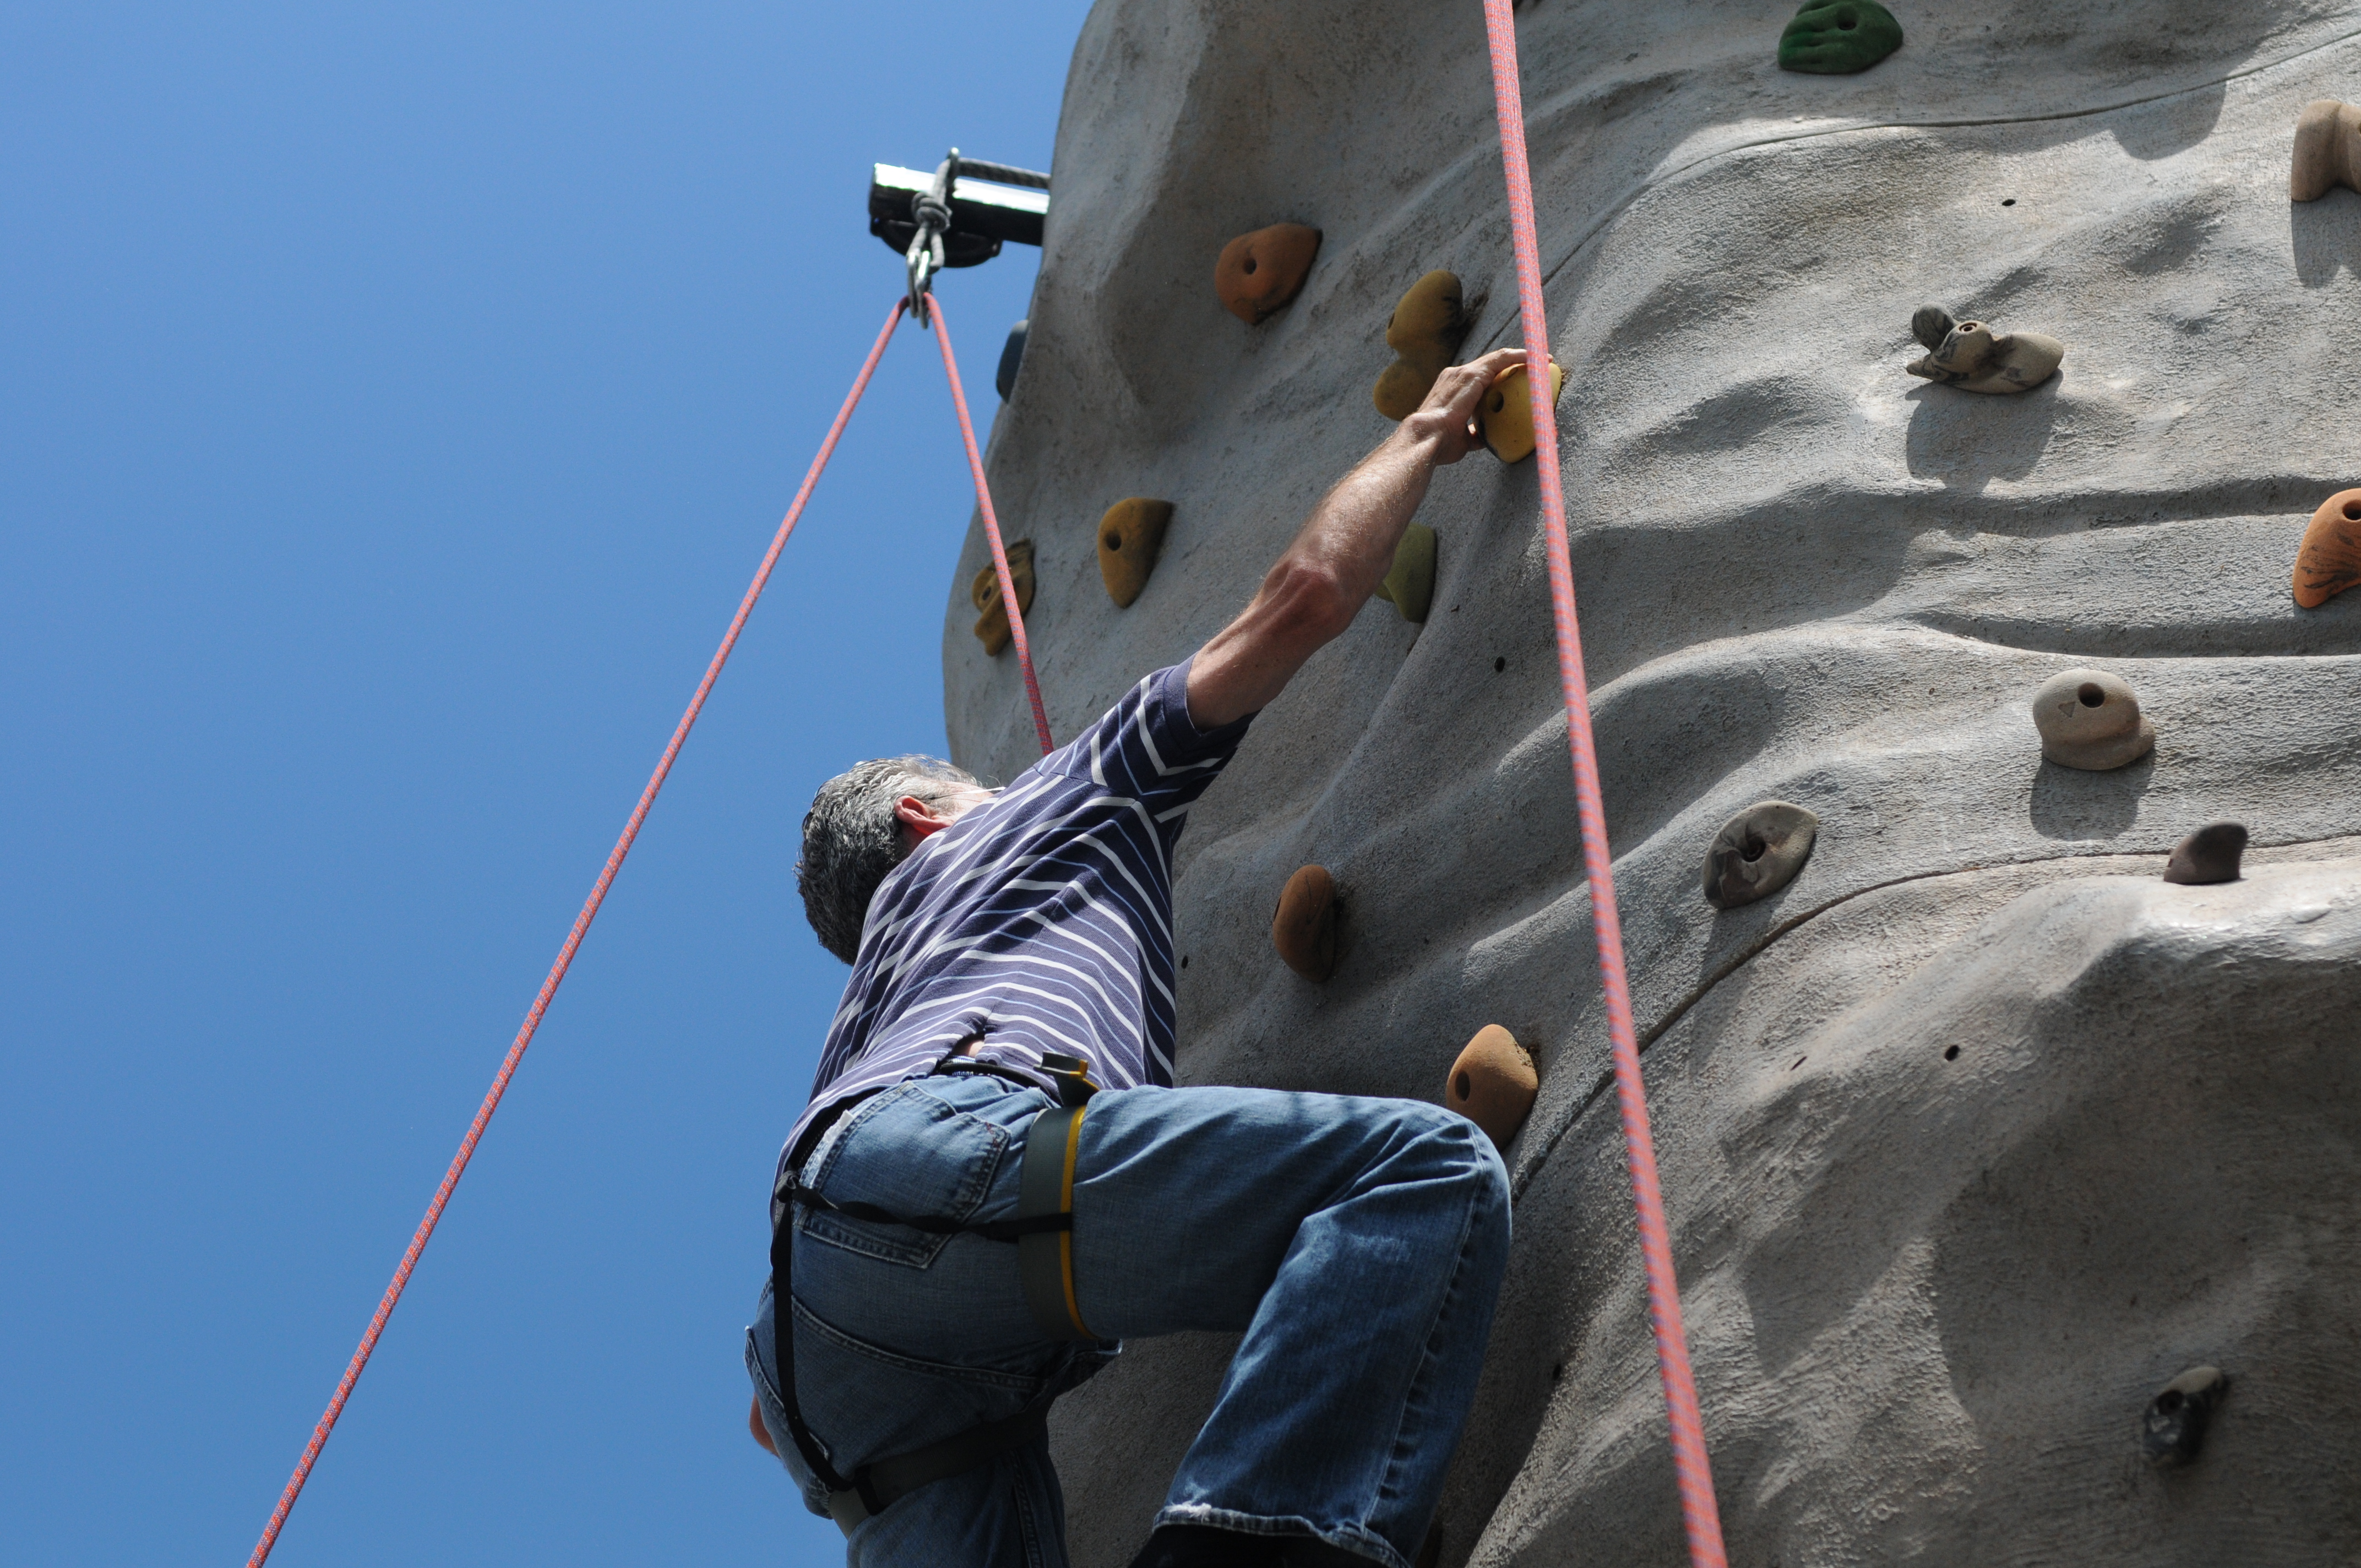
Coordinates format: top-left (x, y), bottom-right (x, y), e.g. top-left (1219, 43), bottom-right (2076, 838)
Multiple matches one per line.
top-left (905, 147), bottom-right (959, 325)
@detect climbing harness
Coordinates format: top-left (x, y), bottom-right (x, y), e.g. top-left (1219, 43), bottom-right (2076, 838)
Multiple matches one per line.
top-left (767, 1052), bottom-right (1101, 1535)
top-left (247, 154), bottom-right (1054, 1566)
top-left (1477, 3), bottom-right (1729, 1563)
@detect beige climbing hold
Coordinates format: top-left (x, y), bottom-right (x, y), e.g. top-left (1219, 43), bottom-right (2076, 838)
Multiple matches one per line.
top-left (2031, 668), bottom-right (2156, 771)
top-left (1369, 522), bottom-right (1436, 623)
top-left (1702, 801), bottom-right (1819, 910)
top-left (1270, 864), bottom-right (1337, 982)
top-left (2291, 99), bottom-right (2361, 201)
top-left (1445, 1025), bottom-right (1538, 1148)
top-left (2294, 487), bottom-right (2361, 609)
top-left (1372, 271), bottom-right (1472, 420)
top-left (970, 538), bottom-right (1036, 657)
top-left (1905, 306), bottom-right (2062, 395)
top-left (1215, 224), bottom-right (1322, 325)
top-left (1097, 498), bottom-right (1173, 609)
top-left (1479, 359), bottom-right (1566, 464)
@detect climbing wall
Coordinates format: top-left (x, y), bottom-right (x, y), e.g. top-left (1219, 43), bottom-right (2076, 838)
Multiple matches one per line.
top-left (942, 3), bottom-right (2361, 1562)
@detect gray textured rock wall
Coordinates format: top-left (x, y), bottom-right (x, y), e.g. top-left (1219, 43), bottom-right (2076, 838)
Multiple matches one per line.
top-left (941, 3), bottom-right (2361, 1562)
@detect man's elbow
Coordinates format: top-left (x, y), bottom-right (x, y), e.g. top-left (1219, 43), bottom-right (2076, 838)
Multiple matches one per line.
top-left (1264, 557), bottom-right (1357, 645)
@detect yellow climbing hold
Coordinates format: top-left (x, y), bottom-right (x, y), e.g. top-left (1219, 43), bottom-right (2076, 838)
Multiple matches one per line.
top-left (1096, 498), bottom-right (1173, 609)
top-left (970, 538), bottom-right (1037, 657)
top-left (1373, 271), bottom-right (1471, 420)
top-left (1370, 522), bottom-right (1436, 623)
top-left (1479, 360), bottom-right (1565, 464)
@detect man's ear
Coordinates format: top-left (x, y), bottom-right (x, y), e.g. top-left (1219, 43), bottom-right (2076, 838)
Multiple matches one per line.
top-left (895, 794), bottom-right (955, 842)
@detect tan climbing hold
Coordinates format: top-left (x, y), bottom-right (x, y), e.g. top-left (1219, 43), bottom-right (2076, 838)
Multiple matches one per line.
top-left (2294, 487), bottom-right (2361, 609)
top-left (1905, 307), bottom-right (2062, 395)
top-left (1702, 801), bottom-right (1819, 910)
top-left (1270, 864), bottom-right (1337, 982)
top-left (1479, 359), bottom-right (1565, 464)
top-left (1215, 224), bottom-right (1322, 325)
top-left (1370, 522), bottom-right (1436, 623)
top-left (2291, 100), bottom-right (2361, 201)
top-left (2031, 668), bottom-right (2156, 771)
top-left (1097, 498), bottom-right (1173, 609)
top-left (1445, 1025), bottom-right (1538, 1148)
top-left (1372, 271), bottom-right (1472, 420)
top-left (1905, 308), bottom-right (2063, 394)
top-left (970, 538), bottom-right (1037, 657)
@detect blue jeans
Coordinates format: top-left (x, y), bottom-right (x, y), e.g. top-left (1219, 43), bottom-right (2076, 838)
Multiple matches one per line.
top-left (745, 1074), bottom-right (1511, 1568)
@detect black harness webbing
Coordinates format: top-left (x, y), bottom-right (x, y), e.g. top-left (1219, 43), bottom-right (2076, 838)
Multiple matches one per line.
top-left (767, 1054), bottom-right (1098, 1537)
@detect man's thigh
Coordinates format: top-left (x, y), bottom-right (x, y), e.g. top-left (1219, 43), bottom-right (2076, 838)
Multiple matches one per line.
top-left (1059, 1084), bottom-right (1494, 1342)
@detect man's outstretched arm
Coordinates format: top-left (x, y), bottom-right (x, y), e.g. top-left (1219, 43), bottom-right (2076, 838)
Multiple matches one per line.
top-left (1185, 346), bottom-right (1526, 729)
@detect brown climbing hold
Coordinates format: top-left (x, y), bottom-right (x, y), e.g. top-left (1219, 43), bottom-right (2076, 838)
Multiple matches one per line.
top-left (1370, 522), bottom-right (1436, 623)
top-left (1271, 864), bottom-right (1337, 982)
top-left (2294, 487), bottom-right (2361, 609)
top-left (1215, 224), bottom-right (1322, 325)
top-left (970, 538), bottom-right (1036, 657)
top-left (2031, 668), bottom-right (2156, 771)
top-left (2143, 1365), bottom-right (2227, 1467)
top-left (1702, 801), bottom-right (1819, 910)
top-left (1372, 271), bottom-right (1472, 420)
top-left (1445, 1025), bottom-right (1538, 1148)
top-left (2164, 823), bottom-right (2247, 885)
top-left (1905, 307), bottom-right (2062, 395)
top-left (1479, 359), bottom-right (1566, 464)
top-left (2291, 99), bottom-right (2361, 201)
top-left (1097, 498), bottom-right (1173, 609)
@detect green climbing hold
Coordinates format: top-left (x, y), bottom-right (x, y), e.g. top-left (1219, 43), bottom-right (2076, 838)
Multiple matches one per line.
top-left (1370, 523), bottom-right (1435, 624)
top-left (1777, 0), bottom-right (1902, 74)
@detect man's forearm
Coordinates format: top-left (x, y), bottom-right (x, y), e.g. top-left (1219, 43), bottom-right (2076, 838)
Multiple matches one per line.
top-left (1185, 347), bottom-right (1526, 729)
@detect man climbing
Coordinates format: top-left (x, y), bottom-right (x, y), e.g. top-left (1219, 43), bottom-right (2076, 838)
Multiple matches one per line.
top-left (748, 345), bottom-right (1530, 1568)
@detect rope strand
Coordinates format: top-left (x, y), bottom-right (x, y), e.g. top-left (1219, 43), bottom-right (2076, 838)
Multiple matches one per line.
top-left (921, 292), bottom-right (1054, 755)
top-left (1477, 4), bottom-right (1729, 1563)
top-left (245, 298), bottom-right (910, 1568)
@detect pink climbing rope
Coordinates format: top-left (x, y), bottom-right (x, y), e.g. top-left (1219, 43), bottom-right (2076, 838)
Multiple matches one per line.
top-left (1477, 3), bottom-right (1729, 1563)
top-left (246, 298), bottom-right (908, 1568)
top-left (919, 291), bottom-right (1054, 755)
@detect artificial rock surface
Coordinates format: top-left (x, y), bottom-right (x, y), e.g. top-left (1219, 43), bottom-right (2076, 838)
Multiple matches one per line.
top-left (940, 3), bottom-right (2361, 1563)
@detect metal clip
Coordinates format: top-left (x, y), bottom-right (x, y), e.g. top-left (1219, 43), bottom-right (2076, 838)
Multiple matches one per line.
top-left (905, 146), bottom-right (958, 325)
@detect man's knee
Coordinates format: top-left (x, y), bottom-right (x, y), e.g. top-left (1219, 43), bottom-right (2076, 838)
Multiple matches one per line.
top-left (1378, 1097), bottom-right (1511, 1216)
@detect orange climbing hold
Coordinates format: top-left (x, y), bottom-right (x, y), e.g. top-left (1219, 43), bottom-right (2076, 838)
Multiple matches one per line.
top-left (1445, 1025), bottom-right (1538, 1147)
top-left (1097, 498), bottom-right (1173, 608)
top-left (971, 538), bottom-right (1037, 656)
top-left (1215, 224), bottom-right (1323, 325)
top-left (2294, 488), bottom-right (2361, 609)
top-left (1270, 864), bottom-right (1337, 981)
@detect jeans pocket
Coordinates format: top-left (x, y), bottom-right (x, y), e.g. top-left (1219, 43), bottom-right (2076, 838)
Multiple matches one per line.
top-left (798, 1081), bottom-right (1017, 1268)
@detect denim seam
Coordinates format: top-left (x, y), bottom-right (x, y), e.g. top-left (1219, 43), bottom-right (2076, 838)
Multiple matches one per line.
top-left (789, 1291), bottom-right (1045, 1393)
top-left (1372, 1122), bottom-right (1490, 1539)
top-left (1150, 1505), bottom-right (1407, 1568)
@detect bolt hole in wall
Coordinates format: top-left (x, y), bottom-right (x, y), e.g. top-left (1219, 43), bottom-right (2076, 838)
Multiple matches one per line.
top-left (1494, 656), bottom-right (1506, 672)
top-left (2003, 198), bottom-right (2017, 206)
top-left (1944, 1045), bottom-right (1962, 1061)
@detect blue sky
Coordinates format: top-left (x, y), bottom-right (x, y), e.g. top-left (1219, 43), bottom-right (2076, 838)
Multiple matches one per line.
top-left (0, 3), bottom-right (1090, 1561)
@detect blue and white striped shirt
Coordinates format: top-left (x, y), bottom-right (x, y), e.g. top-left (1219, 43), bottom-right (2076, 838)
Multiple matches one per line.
top-left (781, 661), bottom-right (1252, 1164)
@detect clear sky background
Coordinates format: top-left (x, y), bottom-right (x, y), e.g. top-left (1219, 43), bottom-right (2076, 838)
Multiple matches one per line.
top-left (1, 3), bottom-right (1091, 1562)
